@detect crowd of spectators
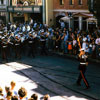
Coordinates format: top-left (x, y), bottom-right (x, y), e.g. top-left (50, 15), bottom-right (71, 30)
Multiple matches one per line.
top-left (50, 26), bottom-right (100, 59)
top-left (0, 81), bottom-right (50, 100)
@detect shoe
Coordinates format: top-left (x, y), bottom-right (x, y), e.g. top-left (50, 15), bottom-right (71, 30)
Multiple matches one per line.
top-left (86, 86), bottom-right (91, 89)
top-left (76, 82), bottom-right (81, 86)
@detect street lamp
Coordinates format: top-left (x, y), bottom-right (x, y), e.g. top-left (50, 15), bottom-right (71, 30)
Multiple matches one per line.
top-left (68, 12), bottom-right (73, 29)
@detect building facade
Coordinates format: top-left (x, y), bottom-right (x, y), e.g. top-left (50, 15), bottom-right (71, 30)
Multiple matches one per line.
top-left (53, 0), bottom-right (97, 31)
top-left (0, 0), bottom-right (9, 23)
top-left (7, 0), bottom-right (53, 26)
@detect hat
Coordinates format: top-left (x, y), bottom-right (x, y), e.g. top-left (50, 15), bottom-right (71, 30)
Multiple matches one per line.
top-left (15, 34), bottom-right (18, 37)
top-left (0, 31), bottom-right (3, 34)
top-left (1, 37), bottom-right (5, 39)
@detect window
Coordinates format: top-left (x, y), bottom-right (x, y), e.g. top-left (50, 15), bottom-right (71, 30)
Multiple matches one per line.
top-left (79, 0), bottom-right (82, 5)
top-left (60, 0), bottom-right (64, 5)
top-left (1, 0), bottom-right (3, 4)
top-left (70, 0), bottom-right (74, 5)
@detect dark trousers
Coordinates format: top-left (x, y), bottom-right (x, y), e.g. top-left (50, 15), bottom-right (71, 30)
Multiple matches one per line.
top-left (41, 41), bottom-right (47, 55)
top-left (77, 65), bottom-right (89, 88)
top-left (1, 47), bottom-right (8, 61)
top-left (28, 44), bottom-right (35, 57)
top-left (15, 45), bottom-right (21, 59)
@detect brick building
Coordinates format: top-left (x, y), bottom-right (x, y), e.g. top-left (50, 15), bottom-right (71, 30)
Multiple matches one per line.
top-left (53, 0), bottom-right (97, 31)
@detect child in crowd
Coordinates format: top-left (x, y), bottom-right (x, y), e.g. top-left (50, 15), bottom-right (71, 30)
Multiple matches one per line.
top-left (0, 86), bottom-right (4, 99)
top-left (11, 95), bottom-right (18, 100)
top-left (18, 87), bottom-right (27, 100)
top-left (73, 37), bottom-right (77, 55)
top-left (68, 38), bottom-right (72, 54)
top-left (6, 90), bottom-right (13, 100)
top-left (31, 93), bottom-right (38, 100)
top-left (10, 81), bottom-right (17, 96)
top-left (4, 86), bottom-right (10, 99)
top-left (43, 94), bottom-right (50, 100)
top-left (10, 81), bottom-right (16, 91)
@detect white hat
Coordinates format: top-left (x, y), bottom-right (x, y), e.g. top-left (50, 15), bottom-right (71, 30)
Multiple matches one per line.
top-left (2, 37), bottom-right (5, 39)
top-left (15, 34), bottom-right (18, 37)
top-left (0, 31), bottom-right (3, 34)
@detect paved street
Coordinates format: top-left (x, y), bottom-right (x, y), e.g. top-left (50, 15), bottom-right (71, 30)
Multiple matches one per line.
top-left (0, 55), bottom-right (100, 100)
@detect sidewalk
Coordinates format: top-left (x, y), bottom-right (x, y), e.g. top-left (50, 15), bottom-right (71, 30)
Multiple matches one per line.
top-left (51, 52), bottom-right (100, 64)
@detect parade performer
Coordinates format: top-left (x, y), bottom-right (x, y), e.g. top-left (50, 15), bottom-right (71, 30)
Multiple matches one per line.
top-left (76, 37), bottom-right (90, 89)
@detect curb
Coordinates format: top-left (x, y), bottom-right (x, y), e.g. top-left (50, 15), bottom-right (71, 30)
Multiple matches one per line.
top-left (51, 52), bottom-right (100, 64)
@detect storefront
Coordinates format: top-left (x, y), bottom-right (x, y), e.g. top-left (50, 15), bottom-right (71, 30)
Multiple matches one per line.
top-left (0, 5), bottom-right (7, 23)
top-left (57, 12), bottom-right (96, 31)
top-left (7, 6), bottom-right (42, 23)
top-left (87, 17), bottom-right (97, 33)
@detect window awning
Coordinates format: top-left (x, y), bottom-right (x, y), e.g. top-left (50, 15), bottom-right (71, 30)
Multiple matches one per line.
top-left (60, 16), bottom-right (70, 22)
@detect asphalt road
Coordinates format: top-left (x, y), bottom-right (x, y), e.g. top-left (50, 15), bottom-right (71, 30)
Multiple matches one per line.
top-left (0, 55), bottom-right (100, 100)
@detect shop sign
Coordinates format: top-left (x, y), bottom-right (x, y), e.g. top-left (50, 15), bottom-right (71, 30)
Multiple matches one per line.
top-left (8, 7), bottom-right (13, 11)
top-left (14, 7), bottom-right (23, 11)
top-left (23, 7), bottom-right (32, 12)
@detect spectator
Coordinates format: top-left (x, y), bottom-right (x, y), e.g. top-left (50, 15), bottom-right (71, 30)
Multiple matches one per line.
top-left (4, 86), bottom-right (10, 98)
top-left (10, 81), bottom-right (16, 91)
top-left (73, 37), bottom-right (77, 55)
top-left (44, 94), bottom-right (50, 100)
top-left (0, 87), bottom-right (3, 96)
top-left (31, 93), bottom-right (38, 100)
top-left (6, 90), bottom-right (13, 100)
top-left (18, 87), bottom-right (27, 100)
top-left (0, 86), bottom-right (4, 100)
top-left (10, 81), bottom-right (17, 96)
top-left (68, 38), bottom-right (72, 54)
top-left (55, 31), bottom-right (60, 52)
top-left (82, 34), bottom-right (87, 51)
top-left (11, 95), bottom-right (18, 100)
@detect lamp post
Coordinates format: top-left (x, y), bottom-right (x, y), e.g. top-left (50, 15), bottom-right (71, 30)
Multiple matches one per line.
top-left (68, 12), bottom-right (73, 29)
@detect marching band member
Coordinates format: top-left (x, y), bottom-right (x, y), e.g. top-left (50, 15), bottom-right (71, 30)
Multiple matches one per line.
top-left (40, 29), bottom-right (47, 55)
top-left (76, 48), bottom-right (90, 89)
top-left (14, 34), bottom-right (21, 59)
top-left (27, 32), bottom-right (35, 58)
top-left (1, 36), bottom-right (8, 62)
